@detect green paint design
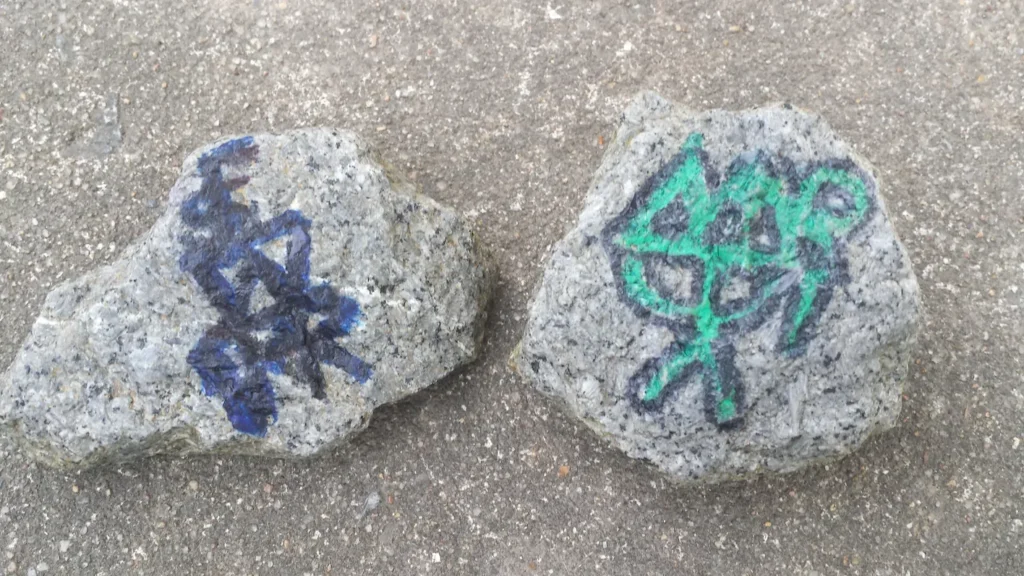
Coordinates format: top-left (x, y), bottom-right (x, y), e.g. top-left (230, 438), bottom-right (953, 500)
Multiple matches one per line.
top-left (604, 132), bottom-right (872, 426)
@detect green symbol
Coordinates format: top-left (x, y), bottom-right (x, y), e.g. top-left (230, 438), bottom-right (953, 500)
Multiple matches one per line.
top-left (602, 132), bottom-right (873, 427)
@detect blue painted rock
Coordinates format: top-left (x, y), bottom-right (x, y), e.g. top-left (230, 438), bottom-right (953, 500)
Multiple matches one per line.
top-left (0, 130), bottom-right (491, 467)
top-left (513, 92), bottom-right (921, 483)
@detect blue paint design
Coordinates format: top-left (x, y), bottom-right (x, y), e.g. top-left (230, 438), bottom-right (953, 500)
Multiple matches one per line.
top-left (179, 137), bottom-right (372, 436)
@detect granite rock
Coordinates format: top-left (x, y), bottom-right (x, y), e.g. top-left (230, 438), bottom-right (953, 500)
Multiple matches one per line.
top-left (0, 129), bottom-right (491, 467)
top-left (514, 92), bottom-right (921, 484)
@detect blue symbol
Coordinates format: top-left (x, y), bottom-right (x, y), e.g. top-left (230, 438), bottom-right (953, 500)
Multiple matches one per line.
top-left (179, 137), bottom-right (373, 436)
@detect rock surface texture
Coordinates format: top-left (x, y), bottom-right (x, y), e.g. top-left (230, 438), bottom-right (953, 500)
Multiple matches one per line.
top-left (514, 92), bottom-right (921, 484)
top-left (0, 129), bottom-right (491, 467)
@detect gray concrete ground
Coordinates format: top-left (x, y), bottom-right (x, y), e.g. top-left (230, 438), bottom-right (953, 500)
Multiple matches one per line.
top-left (0, 0), bottom-right (1022, 574)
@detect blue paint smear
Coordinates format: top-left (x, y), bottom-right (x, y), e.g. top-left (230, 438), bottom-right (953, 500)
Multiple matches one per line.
top-left (179, 137), bottom-right (373, 436)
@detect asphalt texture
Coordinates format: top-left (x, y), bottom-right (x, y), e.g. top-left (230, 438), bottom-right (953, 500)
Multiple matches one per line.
top-left (0, 1), bottom-right (1022, 575)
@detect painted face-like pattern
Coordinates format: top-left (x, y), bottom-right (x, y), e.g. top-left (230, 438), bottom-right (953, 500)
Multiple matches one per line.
top-left (603, 133), bottom-right (873, 427)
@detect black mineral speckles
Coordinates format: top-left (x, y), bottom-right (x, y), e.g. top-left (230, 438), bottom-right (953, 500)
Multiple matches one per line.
top-left (649, 196), bottom-right (690, 241)
top-left (701, 202), bottom-right (744, 246)
top-left (748, 207), bottom-right (781, 253)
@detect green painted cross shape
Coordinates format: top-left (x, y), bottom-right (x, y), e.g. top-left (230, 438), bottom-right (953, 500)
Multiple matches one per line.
top-left (603, 132), bottom-right (873, 427)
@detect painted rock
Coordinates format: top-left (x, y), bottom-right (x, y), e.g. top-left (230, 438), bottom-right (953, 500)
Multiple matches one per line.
top-left (513, 92), bottom-right (921, 483)
top-left (0, 129), bottom-right (491, 467)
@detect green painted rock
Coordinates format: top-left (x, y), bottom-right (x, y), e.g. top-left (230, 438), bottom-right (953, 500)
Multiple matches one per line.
top-left (513, 92), bottom-right (921, 483)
